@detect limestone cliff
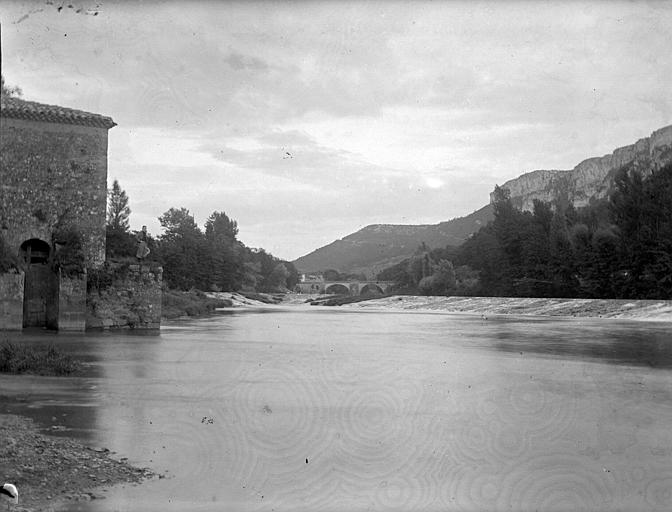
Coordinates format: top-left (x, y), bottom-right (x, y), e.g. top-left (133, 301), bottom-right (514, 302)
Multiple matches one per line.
top-left (294, 124), bottom-right (672, 276)
top-left (492, 125), bottom-right (672, 211)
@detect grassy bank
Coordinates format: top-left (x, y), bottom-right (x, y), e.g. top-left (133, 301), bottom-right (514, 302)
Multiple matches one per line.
top-left (0, 342), bottom-right (81, 376)
top-left (161, 289), bottom-right (233, 319)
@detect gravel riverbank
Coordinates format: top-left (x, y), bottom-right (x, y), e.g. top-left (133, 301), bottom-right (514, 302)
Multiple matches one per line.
top-left (0, 414), bottom-right (156, 512)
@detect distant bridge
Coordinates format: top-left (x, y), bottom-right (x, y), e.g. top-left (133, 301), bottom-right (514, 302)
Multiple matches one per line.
top-left (295, 280), bottom-right (395, 296)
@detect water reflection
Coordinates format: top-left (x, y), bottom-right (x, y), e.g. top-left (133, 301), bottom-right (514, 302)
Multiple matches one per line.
top-left (492, 318), bottom-right (672, 368)
top-left (2, 310), bottom-right (672, 512)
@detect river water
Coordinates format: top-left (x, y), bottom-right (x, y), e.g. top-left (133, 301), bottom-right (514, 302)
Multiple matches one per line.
top-left (2, 306), bottom-right (672, 511)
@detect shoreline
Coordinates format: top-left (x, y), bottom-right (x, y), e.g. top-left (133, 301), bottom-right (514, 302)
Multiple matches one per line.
top-left (197, 291), bottom-right (672, 322)
top-left (0, 413), bottom-right (157, 512)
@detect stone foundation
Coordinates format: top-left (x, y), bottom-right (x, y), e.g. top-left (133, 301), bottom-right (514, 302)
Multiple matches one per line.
top-left (57, 272), bottom-right (87, 331)
top-left (86, 263), bottom-right (162, 330)
top-left (0, 272), bottom-right (24, 331)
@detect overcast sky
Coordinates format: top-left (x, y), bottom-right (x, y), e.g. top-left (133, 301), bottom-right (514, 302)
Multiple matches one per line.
top-left (2, 1), bottom-right (671, 260)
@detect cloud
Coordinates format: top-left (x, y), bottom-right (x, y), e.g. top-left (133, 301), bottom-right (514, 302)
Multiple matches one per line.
top-left (3, 0), bottom-right (671, 260)
top-left (223, 52), bottom-right (269, 71)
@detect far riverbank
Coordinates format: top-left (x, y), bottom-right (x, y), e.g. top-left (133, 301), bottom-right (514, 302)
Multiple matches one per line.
top-left (336, 295), bottom-right (672, 321)
top-left (194, 290), bottom-right (672, 321)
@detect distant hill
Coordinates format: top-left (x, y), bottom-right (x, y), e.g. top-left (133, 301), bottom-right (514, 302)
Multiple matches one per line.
top-left (293, 123), bottom-right (672, 277)
top-left (292, 204), bottom-right (493, 276)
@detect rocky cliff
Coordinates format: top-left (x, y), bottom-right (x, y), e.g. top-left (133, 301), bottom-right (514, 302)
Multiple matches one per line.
top-left (295, 124), bottom-right (672, 275)
top-left (493, 124), bottom-right (672, 211)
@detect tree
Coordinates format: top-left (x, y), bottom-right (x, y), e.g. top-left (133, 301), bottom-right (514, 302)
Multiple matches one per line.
top-left (204, 211), bottom-right (238, 241)
top-left (157, 208), bottom-right (208, 289)
top-left (204, 211), bottom-right (242, 291)
top-left (105, 180), bottom-right (136, 259)
top-left (267, 263), bottom-right (290, 291)
top-left (418, 259), bottom-right (456, 296)
top-left (1, 75), bottom-right (22, 98)
top-left (107, 179), bottom-right (131, 232)
top-left (322, 269), bottom-right (341, 281)
top-left (609, 163), bottom-right (672, 298)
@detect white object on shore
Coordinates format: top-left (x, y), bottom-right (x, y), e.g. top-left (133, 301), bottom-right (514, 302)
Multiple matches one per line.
top-left (0, 483), bottom-right (18, 508)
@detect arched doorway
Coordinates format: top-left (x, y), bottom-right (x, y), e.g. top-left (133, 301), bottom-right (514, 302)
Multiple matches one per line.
top-left (20, 239), bottom-right (57, 328)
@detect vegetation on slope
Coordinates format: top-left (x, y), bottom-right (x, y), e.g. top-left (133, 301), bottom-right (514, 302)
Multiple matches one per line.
top-left (292, 205), bottom-right (493, 275)
top-left (379, 162), bottom-right (672, 300)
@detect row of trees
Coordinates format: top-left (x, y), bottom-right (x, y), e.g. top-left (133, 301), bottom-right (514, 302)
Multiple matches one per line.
top-left (378, 162), bottom-right (672, 299)
top-left (106, 180), bottom-right (299, 292)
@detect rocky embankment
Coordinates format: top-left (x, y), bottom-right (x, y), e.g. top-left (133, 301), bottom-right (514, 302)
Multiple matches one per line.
top-left (338, 295), bottom-right (672, 321)
top-left (0, 414), bottom-right (157, 512)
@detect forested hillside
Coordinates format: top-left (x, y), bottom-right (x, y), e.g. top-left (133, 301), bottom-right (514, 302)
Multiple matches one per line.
top-left (292, 205), bottom-right (493, 276)
top-left (379, 163), bottom-right (672, 299)
top-left (294, 124), bottom-right (672, 278)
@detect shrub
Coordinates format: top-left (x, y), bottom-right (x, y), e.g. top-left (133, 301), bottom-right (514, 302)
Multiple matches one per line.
top-left (0, 342), bottom-right (81, 376)
top-left (52, 226), bottom-right (85, 277)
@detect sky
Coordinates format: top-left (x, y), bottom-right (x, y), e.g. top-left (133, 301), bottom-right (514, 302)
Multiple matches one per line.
top-left (1, 1), bottom-right (671, 260)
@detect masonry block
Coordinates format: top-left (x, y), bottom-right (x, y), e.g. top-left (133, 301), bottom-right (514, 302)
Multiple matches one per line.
top-left (0, 272), bottom-right (25, 331)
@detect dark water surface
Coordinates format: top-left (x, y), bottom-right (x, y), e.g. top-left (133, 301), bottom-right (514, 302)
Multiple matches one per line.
top-left (1, 307), bottom-right (672, 511)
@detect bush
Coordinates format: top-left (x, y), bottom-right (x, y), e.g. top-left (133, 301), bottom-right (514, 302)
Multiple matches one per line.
top-left (0, 342), bottom-right (81, 376)
top-left (52, 226), bottom-right (85, 277)
top-left (0, 234), bottom-right (20, 273)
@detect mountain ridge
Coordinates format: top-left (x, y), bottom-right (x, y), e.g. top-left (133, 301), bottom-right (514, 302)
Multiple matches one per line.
top-left (293, 124), bottom-right (672, 275)
top-left (494, 124), bottom-right (672, 211)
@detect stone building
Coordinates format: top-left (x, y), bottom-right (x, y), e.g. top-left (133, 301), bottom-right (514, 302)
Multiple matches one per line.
top-left (1, 96), bottom-right (115, 329)
top-left (1, 96), bottom-right (115, 265)
top-left (0, 96), bottom-right (160, 330)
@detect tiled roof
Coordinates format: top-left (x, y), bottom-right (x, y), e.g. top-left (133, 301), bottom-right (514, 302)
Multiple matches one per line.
top-left (0, 96), bottom-right (116, 129)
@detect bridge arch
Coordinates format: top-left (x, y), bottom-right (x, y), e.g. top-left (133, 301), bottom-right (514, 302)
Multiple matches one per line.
top-left (360, 283), bottom-right (384, 296)
top-left (325, 283), bottom-right (350, 295)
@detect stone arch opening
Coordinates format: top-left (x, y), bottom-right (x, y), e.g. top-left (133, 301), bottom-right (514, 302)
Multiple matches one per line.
top-left (325, 283), bottom-right (350, 295)
top-left (20, 238), bottom-right (51, 264)
top-left (20, 238), bottom-right (58, 328)
top-left (360, 283), bottom-right (384, 296)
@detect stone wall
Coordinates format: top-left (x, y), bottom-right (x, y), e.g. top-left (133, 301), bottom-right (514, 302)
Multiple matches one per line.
top-left (86, 263), bottom-right (163, 330)
top-left (57, 272), bottom-right (87, 331)
top-left (0, 117), bottom-right (109, 267)
top-left (0, 272), bottom-right (24, 331)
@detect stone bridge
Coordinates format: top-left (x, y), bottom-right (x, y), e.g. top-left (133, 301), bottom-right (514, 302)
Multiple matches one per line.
top-left (295, 280), bottom-right (395, 296)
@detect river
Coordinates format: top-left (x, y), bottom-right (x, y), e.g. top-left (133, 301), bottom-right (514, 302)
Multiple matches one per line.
top-left (2, 306), bottom-right (672, 511)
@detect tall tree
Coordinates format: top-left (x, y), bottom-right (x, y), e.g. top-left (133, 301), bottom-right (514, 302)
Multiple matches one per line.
top-left (204, 211), bottom-right (242, 291)
top-left (204, 211), bottom-right (238, 241)
top-left (107, 179), bottom-right (131, 232)
top-left (157, 208), bottom-right (208, 289)
top-left (105, 180), bottom-right (136, 259)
